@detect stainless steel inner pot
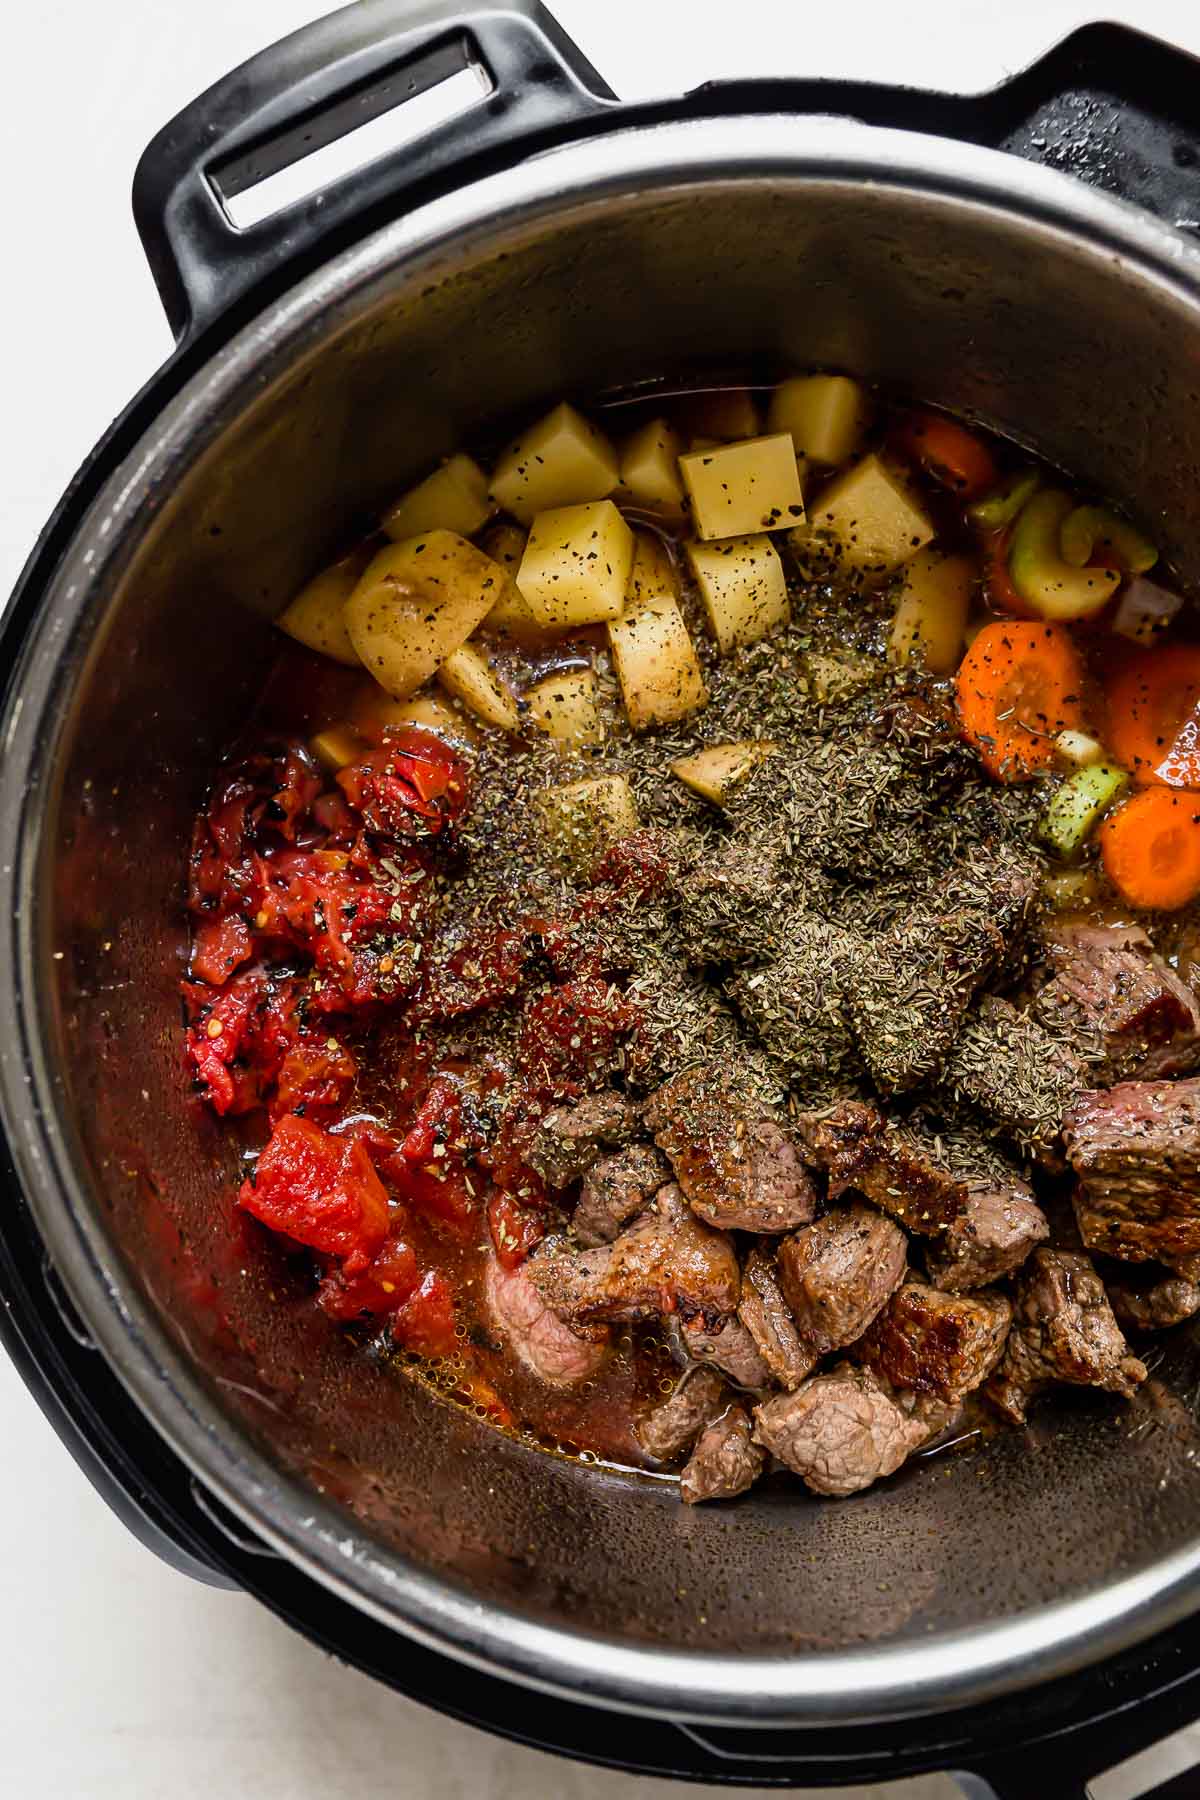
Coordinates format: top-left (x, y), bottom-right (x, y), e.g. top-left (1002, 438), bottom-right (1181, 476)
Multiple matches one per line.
top-left (6, 110), bottom-right (1200, 1727)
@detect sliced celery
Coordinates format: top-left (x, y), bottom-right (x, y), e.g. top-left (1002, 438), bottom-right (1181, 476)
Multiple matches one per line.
top-left (1059, 505), bottom-right (1158, 574)
top-left (1009, 489), bottom-right (1120, 621)
top-left (1040, 762), bottom-right (1129, 859)
top-left (966, 469), bottom-right (1040, 530)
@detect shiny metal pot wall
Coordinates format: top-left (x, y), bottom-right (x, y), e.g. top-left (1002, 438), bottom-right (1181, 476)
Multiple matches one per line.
top-left (5, 31), bottom-right (1200, 1728)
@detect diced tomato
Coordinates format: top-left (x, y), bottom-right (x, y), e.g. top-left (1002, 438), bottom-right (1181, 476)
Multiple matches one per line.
top-left (338, 730), bottom-right (468, 840)
top-left (255, 850), bottom-right (395, 979)
top-left (487, 1189), bottom-right (546, 1271)
top-left (317, 1228), bottom-right (419, 1321)
top-left (416, 923), bottom-right (528, 1021)
top-left (519, 973), bottom-right (639, 1096)
top-left (188, 745), bottom-right (323, 915)
top-left (184, 967), bottom-right (271, 1115)
top-left (239, 1115), bottom-right (389, 1270)
top-left (591, 829), bottom-right (674, 899)
top-left (312, 791), bottom-right (357, 842)
top-left (394, 1074), bottom-right (485, 1234)
top-left (271, 1031), bottom-right (357, 1123)
top-left (391, 1269), bottom-right (458, 1358)
top-left (191, 913), bottom-right (254, 987)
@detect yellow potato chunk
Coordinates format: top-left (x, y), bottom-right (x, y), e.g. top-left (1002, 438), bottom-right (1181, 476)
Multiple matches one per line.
top-left (489, 403), bottom-right (618, 524)
top-left (609, 534), bottom-right (707, 730)
top-left (671, 742), bottom-right (776, 806)
top-left (349, 684), bottom-right (479, 748)
top-left (381, 453), bottom-right (493, 541)
top-left (345, 530), bottom-right (504, 698)
top-left (618, 418), bottom-right (685, 516)
top-left (526, 669), bottom-right (604, 745)
top-left (438, 643), bottom-right (520, 732)
top-left (309, 724), bottom-right (366, 771)
top-left (767, 375), bottom-right (871, 466)
top-left (674, 389), bottom-right (761, 441)
top-left (808, 454), bottom-right (935, 573)
top-left (888, 549), bottom-right (975, 675)
top-left (276, 545), bottom-right (373, 666)
top-left (517, 501), bottom-right (635, 629)
top-left (685, 535), bottom-right (789, 654)
top-left (539, 775), bottom-right (639, 871)
top-left (680, 434), bottom-right (805, 540)
top-left (476, 522), bottom-right (546, 643)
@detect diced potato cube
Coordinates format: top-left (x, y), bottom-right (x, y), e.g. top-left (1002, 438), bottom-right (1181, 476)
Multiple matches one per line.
top-left (478, 520), bottom-right (527, 574)
top-left (309, 724), bottom-right (366, 771)
top-left (680, 435), bottom-right (805, 540)
top-left (609, 534), bottom-right (707, 730)
top-left (887, 549), bottom-right (974, 675)
top-left (673, 389), bottom-right (761, 441)
top-left (475, 522), bottom-right (547, 643)
top-left (526, 668), bottom-right (604, 745)
top-left (381, 453), bottom-right (493, 541)
top-left (517, 501), bottom-right (635, 629)
top-left (539, 775), bottom-right (639, 871)
top-left (438, 643), bottom-right (520, 732)
top-left (671, 741), bottom-right (776, 806)
top-left (276, 545), bottom-right (373, 666)
top-left (685, 535), bottom-right (789, 654)
top-left (618, 418), bottom-right (685, 516)
top-left (489, 403), bottom-right (618, 524)
top-left (344, 530), bottom-right (504, 698)
top-left (767, 375), bottom-right (871, 466)
top-left (347, 680), bottom-right (478, 746)
top-left (808, 454), bottom-right (934, 573)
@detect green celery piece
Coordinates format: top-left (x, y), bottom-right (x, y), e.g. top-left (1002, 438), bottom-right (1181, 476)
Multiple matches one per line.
top-left (1059, 504), bottom-right (1158, 574)
top-left (967, 469), bottom-right (1040, 530)
top-left (1009, 489), bottom-right (1121, 621)
top-left (1040, 762), bottom-right (1129, 859)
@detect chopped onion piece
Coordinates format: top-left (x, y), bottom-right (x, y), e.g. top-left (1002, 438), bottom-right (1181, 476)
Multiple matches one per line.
top-left (1112, 575), bottom-right (1183, 645)
top-left (1054, 729), bottom-right (1106, 770)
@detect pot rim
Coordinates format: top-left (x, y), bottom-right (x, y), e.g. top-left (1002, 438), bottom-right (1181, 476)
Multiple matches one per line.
top-left (7, 110), bottom-right (1200, 1726)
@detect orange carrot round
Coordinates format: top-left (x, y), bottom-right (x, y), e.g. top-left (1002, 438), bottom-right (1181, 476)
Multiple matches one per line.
top-left (1104, 644), bottom-right (1200, 786)
top-left (897, 410), bottom-right (999, 500)
top-left (955, 620), bottom-right (1086, 781)
top-left (1100, 786), bottom-right (1200, 910)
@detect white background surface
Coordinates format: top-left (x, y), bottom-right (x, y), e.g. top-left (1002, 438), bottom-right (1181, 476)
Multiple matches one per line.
top-left (6, 3), bottom-right (1200, 1795)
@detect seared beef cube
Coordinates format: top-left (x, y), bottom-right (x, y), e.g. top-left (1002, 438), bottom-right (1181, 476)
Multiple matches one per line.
top-left (1035, 921), bottom-right (1200, 1084)
top-left (798, 1100), bottom-right (966, 1236)
top-left (845, 908), bottom-right (1005, 1091)
top-left (1064, 1077), bottom-right (1200, 1266)
top-left (574, 1145), bottom-right (671, 1247)
top-left (985, 1248), bottom-right (1147, 1425)
top-left (636, 1365), bottom-right (728, 1461)
top-left (526, 1090), bottom-right (640, 1187)
top-left (676, 838), bottom-right (791, 966)
top-left (940, 996), bottom-right (1085, 1159)
top-left (1106, 1267), bottom-right (1200, 1333)
top-left (729, 912), bottom-right (858, 1096)
top-left (643, 1063), bottom-right (817, 1233)
top-left (674, 1313), bottom-right (772, 1390)
top-left (527, 1184), bottom-right (740, 1328)
top-left (739, 1245), bottom-right (815, 1389)
top-left (681, 1404), bottom-right (765, 1504)
top-left (855, 1280), bottom-right (1011, 1401)
top-left (753, 1363), bottom-right (946, 1497)
top-left (483, 1257), bottom-right (610, 1389)
top-left (775, 1203), bottom-right (908, 1363)
top-left (926, 1181), bottom-right (1049, 1292)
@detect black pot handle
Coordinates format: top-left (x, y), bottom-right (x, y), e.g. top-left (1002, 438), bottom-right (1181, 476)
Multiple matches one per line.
top-left (132, 0), bottom-right (615, 343)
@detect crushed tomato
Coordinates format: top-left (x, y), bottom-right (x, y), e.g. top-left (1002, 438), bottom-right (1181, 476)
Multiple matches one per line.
top-left (239, 1115), bottom-right (390, 1272)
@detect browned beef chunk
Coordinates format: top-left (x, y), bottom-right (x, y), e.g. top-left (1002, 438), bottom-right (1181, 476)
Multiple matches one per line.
top-left (1035, 922), bottom-right (1200, 1084)
top-left (797, 1100), bottom-right (966, 1236)
top-left (738, 1245), bottom-right (815, 1389)
top-left (636, 1365), bottom-right (728, 1461)
top-left (673, 1314), bottom-right (773, 1390)
top-left (752, 1363), bottom-right (946, 1497)
top-left (940, 996), bottom-right (1086, 1160)
top-left (1063, 1077), bottom-right (1200, 1266)
top-left (775, 1203), bottom-right (907, 1364)
top-left (681, 1404), bottom-right (765, 1504)
top-left (1106, 1267), bottom-right (1200, 1333)
top-left (984, 1248), bottom-right (1147, 1425)
top-left (728, 913), bottom-right (859, 1097)
top-left (573, 1145), bottom-right (671, 1247)
top-left (483, 1257), bottom-right (610, 1388)
top-left (644, 1063), bottom-right (817, 1232)
top-left (855, 1280), bottom-right (1011, 1401)
top-left (526, 1090), bottom-right (641, 1187)
top-left (676, 838), bottom-right (792, 966)
top-left (925, 1180), bottom-right (1049, 1292)
top-left (526, 1184), bottom-right (739, 1328)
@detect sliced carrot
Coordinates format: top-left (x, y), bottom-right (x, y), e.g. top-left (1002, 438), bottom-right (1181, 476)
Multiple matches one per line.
top-left (1104, 643), bottom-right (1200, 786)
top-left (1099, 786), bottom-right (1200, 910)
top-left (896, 410), bottom-right (999, 501)
top-left (955, 619), bottom-right (1086, 781)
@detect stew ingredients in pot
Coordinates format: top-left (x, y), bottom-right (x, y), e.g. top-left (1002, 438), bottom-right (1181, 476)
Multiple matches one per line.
top-left (182, 375), bottom-right (1200, 1504)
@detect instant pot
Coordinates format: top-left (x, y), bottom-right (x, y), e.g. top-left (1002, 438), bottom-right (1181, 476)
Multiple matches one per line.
top-left (5, 3), bottom-right (1200, 1791)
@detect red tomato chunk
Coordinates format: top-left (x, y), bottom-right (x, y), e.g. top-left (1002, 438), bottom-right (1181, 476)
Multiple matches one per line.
top-left (391, 1269), bottom-right (458, 1358)
top-left (239, 1115), bottom-right (389, 1271)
